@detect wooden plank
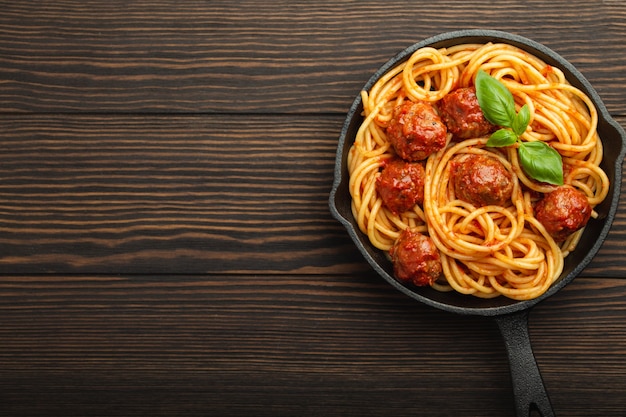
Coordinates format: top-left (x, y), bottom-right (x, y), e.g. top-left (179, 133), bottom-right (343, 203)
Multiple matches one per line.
top-left (0, 0), bottom-right (624, 114)
top-left (0, 274), bottom-right (625, 416)
top-left (0, 114), bottom-right (361, 274)
top-left (1, 114), bottom-right (625, 275)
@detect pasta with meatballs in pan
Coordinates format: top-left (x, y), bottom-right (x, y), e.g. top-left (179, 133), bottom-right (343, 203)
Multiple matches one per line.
top-left (348, 42), bottom-right (609, 300)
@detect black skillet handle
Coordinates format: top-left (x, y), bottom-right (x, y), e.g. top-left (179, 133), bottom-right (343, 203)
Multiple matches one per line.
top-left (494, 310), bottom-right (555, 417)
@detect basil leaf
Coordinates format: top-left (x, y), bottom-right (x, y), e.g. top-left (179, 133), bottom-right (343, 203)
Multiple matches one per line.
top-left (487, 129), bottom-right (518, 147)
top-left (475, 70), bottom-right (516, 127)
top-left (512, 104), bottom-right (530, 137)
top-left (475, 71), bottom-right (562, 185)
top-left (518, 141), bottom-right (564, 185)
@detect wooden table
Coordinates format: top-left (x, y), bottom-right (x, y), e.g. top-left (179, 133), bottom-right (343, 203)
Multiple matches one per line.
top-left (1, 1), bottom-right (625, 416)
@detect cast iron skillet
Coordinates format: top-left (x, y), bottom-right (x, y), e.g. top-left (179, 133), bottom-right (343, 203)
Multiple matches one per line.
top-left (329, 30), bottom-right (626, 417)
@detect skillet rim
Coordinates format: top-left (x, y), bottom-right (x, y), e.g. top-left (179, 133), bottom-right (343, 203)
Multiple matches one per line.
top-left (329, 29), bottom-right (626, 316)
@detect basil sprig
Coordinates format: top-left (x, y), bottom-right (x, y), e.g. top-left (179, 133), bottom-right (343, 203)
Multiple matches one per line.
top-left (475, 70), bottom-right (563, 185)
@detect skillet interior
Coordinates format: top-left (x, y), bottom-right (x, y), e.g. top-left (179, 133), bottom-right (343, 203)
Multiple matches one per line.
top-left (329, 30), bottom-right (626, 316)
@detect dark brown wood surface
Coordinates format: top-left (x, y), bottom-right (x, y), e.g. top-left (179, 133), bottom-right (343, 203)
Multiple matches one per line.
top-left (1, 1), bottom-right (625, 416)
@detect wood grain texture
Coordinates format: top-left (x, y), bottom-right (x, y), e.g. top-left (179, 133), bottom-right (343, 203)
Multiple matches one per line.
top-left (1, 274), bottom-right (626, 417)
top-left (0, 0), bottom-right (624, 114)
top-left (1, 114), bottom-right (625, 276)
top-left (0, 114), bottom-right (361, 274)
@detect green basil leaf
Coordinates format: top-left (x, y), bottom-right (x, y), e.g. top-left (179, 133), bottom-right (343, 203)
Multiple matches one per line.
top-left (475, 70), bottom-right (516, 127)
top-left (487, 129), bottom-right (518, 147)
top-left (512, 104), bottom-right (530, 137)
top-left (518, 141), bottom-right (564, 185)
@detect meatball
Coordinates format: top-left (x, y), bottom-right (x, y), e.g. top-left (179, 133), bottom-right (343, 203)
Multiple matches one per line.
top-left (376, 158), bottom-right (426, 214)
top-left (452, 153), bottom-right (514, 207)
top-left (535, 186), bottom-right (591, 242)
top-left (438, 87), bottom-right (495, 140)
top-left (386, 100), bottom-right (448, 161)
top-left (390, 229), bottom-right (442, 286)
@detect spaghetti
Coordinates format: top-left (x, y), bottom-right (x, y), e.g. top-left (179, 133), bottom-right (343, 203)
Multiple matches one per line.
top-left (348, 42), bottom-right (609, 300)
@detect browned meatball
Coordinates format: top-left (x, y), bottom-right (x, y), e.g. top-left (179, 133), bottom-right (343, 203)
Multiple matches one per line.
top-left (438, 87), bottom-right (495, 140)
top-left (386, 100), bottom-right (448, 161)
top-left (376, 158), bottom-right (426, 214)
top-left (535, 186), bottom-right (591, 242)
top-left (452, 153), bottom-right (514, 207)
top-left (390, 229), bottom-right (442, 286)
